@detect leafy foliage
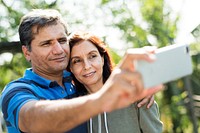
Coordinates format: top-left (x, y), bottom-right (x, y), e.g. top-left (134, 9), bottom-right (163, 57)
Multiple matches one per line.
top-left (0, 53), bottom-right (30, 90)
top-left (0, 0), bottom-right (200, 132)
top-left (100, 0), bottom-right (200, 132)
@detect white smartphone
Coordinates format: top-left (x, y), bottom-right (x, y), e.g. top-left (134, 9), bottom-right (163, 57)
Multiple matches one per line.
top-left (135, 44), bottom-right (193, 88)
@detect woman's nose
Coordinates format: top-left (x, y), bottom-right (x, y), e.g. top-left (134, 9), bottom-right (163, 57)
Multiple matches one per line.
top-left (84, 60), bottom-right (92, 70)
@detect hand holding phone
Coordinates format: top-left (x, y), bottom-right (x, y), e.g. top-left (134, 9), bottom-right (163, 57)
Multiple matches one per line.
top-left (135, 44), bottom-right (193, 88)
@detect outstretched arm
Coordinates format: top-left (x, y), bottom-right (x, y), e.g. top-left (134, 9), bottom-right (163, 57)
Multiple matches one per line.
top-left (19, 46), bottom-right (163, 133)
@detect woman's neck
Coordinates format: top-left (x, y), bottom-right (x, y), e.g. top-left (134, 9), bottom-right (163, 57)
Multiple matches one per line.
top-left (85, 82), bottom-right (103, 94)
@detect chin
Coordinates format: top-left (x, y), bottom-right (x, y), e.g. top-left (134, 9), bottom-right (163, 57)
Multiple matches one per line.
top-left (52, 66), bottom-right (66, 72)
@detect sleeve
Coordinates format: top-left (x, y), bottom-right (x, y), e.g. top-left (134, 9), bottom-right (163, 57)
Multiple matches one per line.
top-left (1, 85), bottom-right (39, 131)
top-left (138, 101), bottom-right (163, 133)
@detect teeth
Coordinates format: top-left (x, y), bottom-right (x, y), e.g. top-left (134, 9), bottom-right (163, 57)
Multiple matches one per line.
top-left (84, 72), bottom-right (94, 77)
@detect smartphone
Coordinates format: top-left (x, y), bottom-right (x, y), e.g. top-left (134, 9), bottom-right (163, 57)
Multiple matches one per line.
top-left (135, 44), bottom-right (193, 88)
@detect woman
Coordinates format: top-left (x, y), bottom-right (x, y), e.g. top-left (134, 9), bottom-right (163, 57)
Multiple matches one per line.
top-left (67, 31), bottom-right (163, 133)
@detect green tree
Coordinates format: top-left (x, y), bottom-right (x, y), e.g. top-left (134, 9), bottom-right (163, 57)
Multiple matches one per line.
top-left (100, 0), bottom-right (199, 132)
top-left (0, 0), bottom-right (200, 132)
top-left (0, 0), bottom-right (58, 89)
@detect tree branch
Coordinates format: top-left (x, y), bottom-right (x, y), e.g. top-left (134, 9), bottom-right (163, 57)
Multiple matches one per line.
top-left (0, 41), bottom-right (22, 54)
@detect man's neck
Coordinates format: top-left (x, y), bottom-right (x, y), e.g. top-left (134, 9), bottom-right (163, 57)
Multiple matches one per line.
top-left (33, 69), bottom-right (64, 87)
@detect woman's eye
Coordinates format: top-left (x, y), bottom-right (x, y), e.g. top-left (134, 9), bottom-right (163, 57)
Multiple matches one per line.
top-left (89, 54), bottom-right (97, 59)
top-left (72, 59), bottom-right (81, 64)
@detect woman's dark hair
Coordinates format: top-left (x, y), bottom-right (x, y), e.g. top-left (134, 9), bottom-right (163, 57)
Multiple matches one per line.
top-left (18, 9), bottom-right (68, 51)
top-left (67, 31), bottom-right (114, 95)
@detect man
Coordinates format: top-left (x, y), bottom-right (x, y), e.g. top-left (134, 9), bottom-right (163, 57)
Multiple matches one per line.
top-left (0, 9), bottom-right (162, 133)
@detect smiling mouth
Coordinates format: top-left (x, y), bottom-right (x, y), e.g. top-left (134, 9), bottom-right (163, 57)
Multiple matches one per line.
top-left (83, 71), bottom-right (96, 77)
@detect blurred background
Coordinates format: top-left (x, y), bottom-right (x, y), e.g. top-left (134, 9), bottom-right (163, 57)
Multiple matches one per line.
top-left (0, 0), bottom-right (200, 132)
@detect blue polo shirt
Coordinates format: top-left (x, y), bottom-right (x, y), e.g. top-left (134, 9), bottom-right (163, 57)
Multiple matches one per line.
top-left (0, 68), bottom-right (87, 133)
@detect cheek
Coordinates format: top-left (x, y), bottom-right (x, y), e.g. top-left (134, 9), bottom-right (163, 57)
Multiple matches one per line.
top-left (97, 58), bottom-right (104, 69)
top-left (30, 51), bottom-right (42, 61)
top-left (71, 66), bottom-right (82, 78)
top-left (63, 45), bottom-right (70, 54)
top-left (94, 60), bottom-right (104, 74)
top-left (31, 54), bottom-right (45, 66)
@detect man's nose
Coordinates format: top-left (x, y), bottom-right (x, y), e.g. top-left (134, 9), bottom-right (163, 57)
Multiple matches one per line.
top-left (52, 41), bottom-right (63, 55)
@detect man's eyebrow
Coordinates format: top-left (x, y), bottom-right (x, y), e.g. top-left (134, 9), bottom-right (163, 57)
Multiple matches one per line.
top-left (39, 37), bottom-right (67, 45)
top-left (58, 37), bottom-right (68, 40)
top-left (39, 39), bottom-right (52, 45)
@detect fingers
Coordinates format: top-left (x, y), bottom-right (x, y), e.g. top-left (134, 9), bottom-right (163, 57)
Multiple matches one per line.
top-left (132, 85), bottom-right (163, 105)
top-left (144, 85), bottom-right (164, 97)
top-left (101, 69), bottom-right (145, 112)
top-left (126, 47), bottom-right (156, 62)
top-left (109, 68), bottom-right (161, 107)
top-left (143, 46), bottom-right (157, 54)
top-left (100, 46), bottom-right (164, 112)
top-left (101, 72), bottom-right (163, 112)
top-left (147, 95), bottom-right (154, 109)
top-left (119, 69), bottom-right (144, 95)
top-left (118, 47), bottom-right (157, 71)
top-left (137, 95), bottom-right (153, 108)
top-left (101, 73), bottom-right (138, 112)
top-left (112, 68), bottom-right (142, 84)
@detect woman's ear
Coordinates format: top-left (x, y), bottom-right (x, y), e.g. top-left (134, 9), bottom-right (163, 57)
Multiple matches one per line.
top-left (22, 45), bottom-right (31, 62)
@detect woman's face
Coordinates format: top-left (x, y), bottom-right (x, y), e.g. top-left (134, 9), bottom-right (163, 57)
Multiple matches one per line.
top-left (70, 40), bottom-right (104, 93)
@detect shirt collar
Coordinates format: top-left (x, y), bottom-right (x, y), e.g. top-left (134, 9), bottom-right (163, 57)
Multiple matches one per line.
top-left (23, 68), bottom-right (72, 89)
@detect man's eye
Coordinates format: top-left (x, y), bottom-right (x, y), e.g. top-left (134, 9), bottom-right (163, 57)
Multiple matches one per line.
top-left (41, 42), bottom-right (50, 46)
top-left (59, 39), bottom-right (67, 44)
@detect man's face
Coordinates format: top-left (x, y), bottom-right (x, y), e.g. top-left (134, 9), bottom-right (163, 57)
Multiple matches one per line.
top-left (23, 23), bottom-right (69, 76)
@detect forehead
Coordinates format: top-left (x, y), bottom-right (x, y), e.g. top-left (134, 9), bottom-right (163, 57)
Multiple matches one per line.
top-left (31, 23), bottom-right (67, 42)
top-left (33, 23), bottom-right (66, 35)
top-left (71, 40), bottom-right (98, 55)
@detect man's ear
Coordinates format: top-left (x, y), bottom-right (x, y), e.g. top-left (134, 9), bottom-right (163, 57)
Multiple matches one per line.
top-left (22, 45), bottom-right (31, 62)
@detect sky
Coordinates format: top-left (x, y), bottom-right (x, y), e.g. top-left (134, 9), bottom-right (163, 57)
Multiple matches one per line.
top-left (1, 0), bottom-right (200, 64)
top-left (167, 0), bottom-right (200, 44)
top-left (64, 0), bottom-right (200, 50)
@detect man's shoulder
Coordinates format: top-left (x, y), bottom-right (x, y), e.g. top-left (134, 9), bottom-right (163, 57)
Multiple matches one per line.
top-left (1, 78), bottom-right (41, 99)
top-left (5, 78), bottom-right (33, 89)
